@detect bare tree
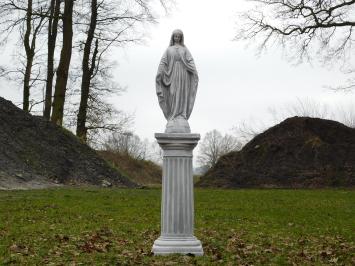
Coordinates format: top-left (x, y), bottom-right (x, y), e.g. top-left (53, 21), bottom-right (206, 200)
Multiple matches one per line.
top-left (51, 0), bottom-right (74, 125)
top-left (0, 0), bottom-right (173, 134)
top-left (63, 82), bottom-right (134, 148)
top-left (275, 98), bottom-right (355, 128)
top-left (103, 131), bottom-right (150, 160)
top-left (0, 0), bottom-right (47, 112)
top-left (334, 104), bottom-right (355, 127)
top-left (75, 0), bottom-right (98, 141)
top-left (197, 130), bottom-right (242, 169)
top-left (147, 141), bottom-right (163, 165)
top-left (43, 0), bottom-right (61, 120)
top-left (0, 67), bottom-right (5, 77)
top-left (236, 0), bottom-right (355, 62)
top-left (268, 98), bottom-right (333, 121)
top-left (84, 97), bottom-right (134, 147)
top-left (23, 0), bottom-right (47, 112)
top-left (75, 0), bottom-right (171, 142)
top-left (233, 97), bottom-right (355, 146)
top-left (233, 120), bottom-right (266, 145)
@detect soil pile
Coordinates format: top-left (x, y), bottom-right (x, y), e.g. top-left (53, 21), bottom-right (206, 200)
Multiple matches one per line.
top-left (0, 97), bottom-right (136, 189)
top-left (198, 117), bottom-right (355, 188)
top-left (99, 151), bottom-right (162, 186)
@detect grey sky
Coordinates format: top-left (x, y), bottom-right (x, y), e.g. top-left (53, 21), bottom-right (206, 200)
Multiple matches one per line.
top-left (112, 0), bottom-right (351, 141)
top-left (0, 0), bottom-right (353, 142)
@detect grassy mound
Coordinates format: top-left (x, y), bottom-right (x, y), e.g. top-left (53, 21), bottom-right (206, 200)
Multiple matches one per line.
top-left (99, 151), bottom-right (162, 187)
top-left (198, 117), bottom-right (355, 188)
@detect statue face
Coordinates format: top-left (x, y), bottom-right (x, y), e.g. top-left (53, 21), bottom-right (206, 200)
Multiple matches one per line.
top-left (173, 33), bottom-right (182, 44)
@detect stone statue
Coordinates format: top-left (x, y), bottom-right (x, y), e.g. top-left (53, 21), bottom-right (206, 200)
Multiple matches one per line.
top-left (153, 30), bottom-right (203, 256)
top-left (156, 29), bottom-right (199, 133)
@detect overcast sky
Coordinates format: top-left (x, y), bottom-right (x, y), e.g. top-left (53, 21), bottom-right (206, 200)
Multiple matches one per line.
top-left (1, 0), bottom-right (353, 142)
top-left (112, 0), bottom-right (352, 140)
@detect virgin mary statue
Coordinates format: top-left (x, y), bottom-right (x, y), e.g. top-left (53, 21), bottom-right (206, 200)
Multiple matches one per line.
top-left (156, 29), bottom-right (199, 133)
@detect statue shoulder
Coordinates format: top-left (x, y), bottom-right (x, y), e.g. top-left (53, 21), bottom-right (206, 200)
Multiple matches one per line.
top-left (183, 46), bottom-right (191, 54)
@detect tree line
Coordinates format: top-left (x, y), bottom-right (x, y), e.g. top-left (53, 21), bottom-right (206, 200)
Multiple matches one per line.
top-left (0, 0), bottom-right (169, 144)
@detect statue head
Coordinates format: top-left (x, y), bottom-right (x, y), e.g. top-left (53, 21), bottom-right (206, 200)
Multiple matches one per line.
top-left (169, 29), bottom-right (184, 46)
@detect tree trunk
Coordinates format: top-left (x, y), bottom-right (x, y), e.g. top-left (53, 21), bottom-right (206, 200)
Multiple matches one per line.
top-left (51, 0), bottom-right (74, 126)
top-left (76, 0), bottom-right (98, 142)
top-left (23, 0), bottom-right (33, 112)
top-left (43, 0), bottom-right (61, 120)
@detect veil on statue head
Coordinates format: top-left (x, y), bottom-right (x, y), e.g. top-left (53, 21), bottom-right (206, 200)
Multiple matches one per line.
top-left (169, 29), bottom-right (185, 46)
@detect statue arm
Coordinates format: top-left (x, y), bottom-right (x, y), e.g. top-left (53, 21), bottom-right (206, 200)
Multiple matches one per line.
top-left (156, 51), bottom-right (168, 96)
top-left (156, 50), bottom-right (170, 119)
top-left (184, 48), bottom-right (198, 78)
top-left (156, 50), bottom-right (168, 80)
top-left (180, 47), bottom-right (198, 119)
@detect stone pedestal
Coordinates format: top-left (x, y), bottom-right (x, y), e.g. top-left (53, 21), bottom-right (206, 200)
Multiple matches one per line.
top-left (152, 133), bottom-right (203, 256)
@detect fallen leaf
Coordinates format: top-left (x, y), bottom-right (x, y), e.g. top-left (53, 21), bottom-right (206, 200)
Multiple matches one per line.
top-left (329, 257), bottom-right (338, 263)
top-left (9, 244), bottom-right (29, 255)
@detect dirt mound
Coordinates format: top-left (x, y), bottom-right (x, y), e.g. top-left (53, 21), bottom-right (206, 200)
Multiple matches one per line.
top-left (198, 117), bottom-right (355, 188)
top-left (99, 151), bottom-right (162, 187)
top-left (0, 97), bottom-right (136, 189)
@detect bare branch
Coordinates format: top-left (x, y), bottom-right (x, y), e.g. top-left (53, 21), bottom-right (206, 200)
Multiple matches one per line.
top-left (236, 0), bottom-right (355, 64)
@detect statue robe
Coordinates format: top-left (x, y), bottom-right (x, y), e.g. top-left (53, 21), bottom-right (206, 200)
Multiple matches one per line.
top-left (156, 45), bottom-right (198, 121)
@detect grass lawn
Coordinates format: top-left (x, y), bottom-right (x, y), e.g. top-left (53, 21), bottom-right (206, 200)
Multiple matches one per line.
top-left (0, 188), bottom-right (354, 265)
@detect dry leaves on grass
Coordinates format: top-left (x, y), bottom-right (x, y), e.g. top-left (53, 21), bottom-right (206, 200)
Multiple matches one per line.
top-left (9, 244), bottom-right (29, 255)
top-left (77, 228), bottom-right (114, 253)
top-left (55, 234), bottom-right (70, 243)
top-left (198, 228), bottom-right (355, 265)
top-left (0, 229), bottom-right (7, 237)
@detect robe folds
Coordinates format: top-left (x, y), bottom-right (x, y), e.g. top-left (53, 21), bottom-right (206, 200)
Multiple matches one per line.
top-left (156, 45), bottom-right (198, 121)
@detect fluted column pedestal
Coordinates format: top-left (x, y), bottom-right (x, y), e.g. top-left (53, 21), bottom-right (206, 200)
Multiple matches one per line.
top-left (152, 133), bottom-right (203, 256)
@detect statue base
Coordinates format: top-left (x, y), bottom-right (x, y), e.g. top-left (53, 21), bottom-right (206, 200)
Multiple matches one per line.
top-left (152, 236), bottom-right (203, 256)
top-left (165, 117), bottom-right (191, 133)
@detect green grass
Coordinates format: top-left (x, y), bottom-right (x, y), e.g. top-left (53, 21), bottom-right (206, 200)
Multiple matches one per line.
top-left (0, 189), bottom-right (354, 265)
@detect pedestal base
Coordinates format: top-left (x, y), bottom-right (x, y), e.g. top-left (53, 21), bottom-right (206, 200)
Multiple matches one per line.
top-left (152, 236), bottom-right (203, 256)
